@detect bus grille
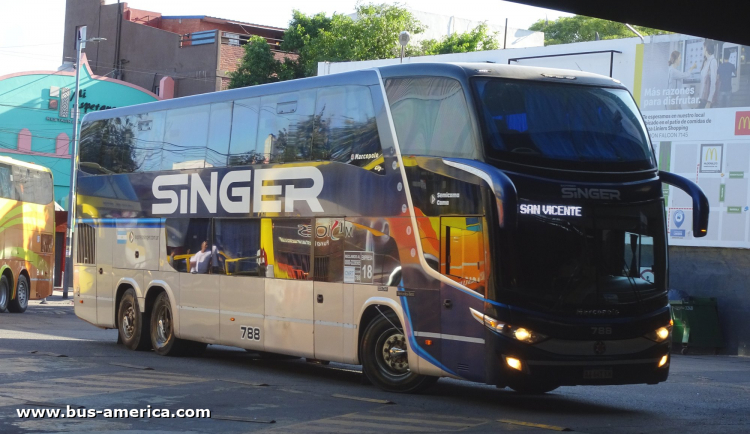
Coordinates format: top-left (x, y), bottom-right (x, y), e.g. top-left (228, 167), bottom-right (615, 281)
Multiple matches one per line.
top-left (76, 224), bottom-right (96, 265)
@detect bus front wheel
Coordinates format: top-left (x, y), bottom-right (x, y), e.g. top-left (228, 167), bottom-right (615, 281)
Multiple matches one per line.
top-left (7, 275), bottom-right (29, 313)
top-left (0, 275), bottom-right (9, 312)
top-left (117, 288), bottom-right (151, 351)
top-left (360, 312), bottom-right (437, 393)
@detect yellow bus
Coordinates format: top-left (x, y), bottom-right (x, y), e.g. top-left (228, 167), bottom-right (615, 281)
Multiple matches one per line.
top-left (0, 156), bottom-right (55, 313)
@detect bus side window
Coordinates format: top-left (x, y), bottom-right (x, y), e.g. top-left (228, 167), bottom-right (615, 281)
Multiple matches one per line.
top-left (259, 218), bottom-right (312, 280)
top-left (213, 219), bottom-right (261, 276)
top-left (206, 102), bottom-right (233, 168)
top-left (165, 218), bottom-right (212, 273)
top-left (313, 218), bottom-right (345, 282)
top-left (162, 105), bottom-right (211, 170)
top-left (0, 164), bottom-right (12, 199)
top-left (440, 217), bottom-right (486, 295)
top-left (343, 218), bottom-right (400, 286)
top-left (384, 77), bottom-right (479, 160)
top-left (257, 91), bottom-right (316, 164)
top-left (313, 86), bottom-right (384, 174)
top-left (228, 97), bottom-right (261, 166)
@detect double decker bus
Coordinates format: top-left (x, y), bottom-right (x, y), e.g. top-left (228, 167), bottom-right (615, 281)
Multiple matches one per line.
top-left (0, 156), bottom-right (55, 313)
top-left (73, 63), bottom-right (708, 394)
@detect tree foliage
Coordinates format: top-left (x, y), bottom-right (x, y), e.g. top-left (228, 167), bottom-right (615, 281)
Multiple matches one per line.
top-left (529, 15), bottom-right (669, 46)
top-left (228, 3), bottom-right (504, 89)
top-left (420, 23), bottom-right (499, 55)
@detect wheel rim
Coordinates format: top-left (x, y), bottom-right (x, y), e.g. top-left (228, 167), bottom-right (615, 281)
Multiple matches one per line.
top-left (0, 284), bottom-right (6, 307)
top-left (17, 280), bottom-right (28, 307)
top-left (376, 329), bottom-right (410, 377)
top-left (154, 304), bottom-right (172, 348)
top-left (121, 303), bottom-right (136, 340)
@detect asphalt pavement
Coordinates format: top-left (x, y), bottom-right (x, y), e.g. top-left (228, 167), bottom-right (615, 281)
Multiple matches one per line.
top-left (1, 293), bottom-right (748, 433)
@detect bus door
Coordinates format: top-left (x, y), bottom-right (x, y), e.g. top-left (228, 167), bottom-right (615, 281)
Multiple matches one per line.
top-left (312, 218), bottom-right (346, 361)
top-left (171, 219), bottom-right (220, 343)
top-left (439, 217), bottom-right (487, 382)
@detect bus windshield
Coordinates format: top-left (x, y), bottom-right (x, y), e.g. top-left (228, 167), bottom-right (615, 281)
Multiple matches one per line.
top-left (497, 200), bottom-right (666, 314)
top-left (473, 78), bottom-right (655, 171)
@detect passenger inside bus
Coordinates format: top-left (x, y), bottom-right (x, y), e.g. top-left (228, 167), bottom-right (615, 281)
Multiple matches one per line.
top-left (189, 241), bottom-right (214, 274)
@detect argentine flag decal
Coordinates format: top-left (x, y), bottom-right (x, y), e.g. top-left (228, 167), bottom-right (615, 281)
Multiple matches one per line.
top-left (117, 230), bottom-right (127, 244)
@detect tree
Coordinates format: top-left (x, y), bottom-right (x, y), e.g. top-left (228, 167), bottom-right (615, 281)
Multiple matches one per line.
top-left (529, 16), bottom-right (669, 46)
top-left (228, 36), bottom-right (283, 88)
top-left (420, 23), bottom-right (499, 55)
top-left (230, 3), bottom-right (424, 88)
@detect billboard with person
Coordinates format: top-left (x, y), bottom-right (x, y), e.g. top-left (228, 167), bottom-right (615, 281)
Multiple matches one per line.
top-left (637, 36), bottom-right (750, 248)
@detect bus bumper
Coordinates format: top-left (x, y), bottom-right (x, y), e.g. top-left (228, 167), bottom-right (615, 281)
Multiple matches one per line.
top-left (487, 334), bottom-right (671, 387)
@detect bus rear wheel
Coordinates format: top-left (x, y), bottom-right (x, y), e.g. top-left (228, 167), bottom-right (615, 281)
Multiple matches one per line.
top-left (360, 312), bottom-right (437, 393)
top-left (7, 275), bottom-right (29, 313)
top-left (150, 292), bottom-right (193, 356)
top-left (0, 275), bottom-right (9, 312)
top-left (117, 288), bottom-right (151, 351)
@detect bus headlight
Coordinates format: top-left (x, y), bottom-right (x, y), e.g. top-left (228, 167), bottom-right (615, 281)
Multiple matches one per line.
top-left (646, 325), bottom-right (672, 343)
top-left (470, 308), bottom-right (548, 344)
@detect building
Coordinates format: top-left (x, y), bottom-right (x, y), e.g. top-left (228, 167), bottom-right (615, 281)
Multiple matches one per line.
top-left (319, 35), bottom-right (750, 356)
top-left (63, 0), bottom-right (294, 97)
top-left (0, 54), bottom-right (159, 288)
top-left (348, 8), bottom-right (544, 49)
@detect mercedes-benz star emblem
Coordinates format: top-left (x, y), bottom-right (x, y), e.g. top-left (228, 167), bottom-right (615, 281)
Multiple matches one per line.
top-left (594, 341), bottom-right (606, 355)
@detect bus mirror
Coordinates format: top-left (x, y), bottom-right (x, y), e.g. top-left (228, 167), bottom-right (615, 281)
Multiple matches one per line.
top-left (659, 171), bottom-right (709, 237)
top-left (443, 158), bottom-right (518, 229)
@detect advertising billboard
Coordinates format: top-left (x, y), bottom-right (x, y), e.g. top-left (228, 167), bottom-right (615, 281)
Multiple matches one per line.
top-left (638, 37), bottom-right (750, 248)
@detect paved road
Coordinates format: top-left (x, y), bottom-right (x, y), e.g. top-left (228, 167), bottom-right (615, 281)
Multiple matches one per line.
top-left (1, 295), bottom-right (748, 433)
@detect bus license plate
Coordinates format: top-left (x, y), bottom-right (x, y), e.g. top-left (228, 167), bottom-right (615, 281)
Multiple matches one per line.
top-left (583, 368), bottom-right (613, 379)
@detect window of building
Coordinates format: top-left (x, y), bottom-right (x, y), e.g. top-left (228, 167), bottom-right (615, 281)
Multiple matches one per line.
top-left (257, 91), bottom-right (316, 163)
top-left (228, 97), bottom-right (260, 166)
top-left (213, 219), bottom-right (261, 276)
top-left (385, 77), bottom-right (479, 159)
top-left (312, 86), bottom-right (384, 174)
top-left (162, 105), bottom-right (210, 170)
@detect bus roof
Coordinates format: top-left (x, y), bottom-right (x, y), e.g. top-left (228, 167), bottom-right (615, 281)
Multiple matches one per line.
top-left (80, 62), bottom-right (625, 124)
top-left (0, 155), bottom-right (52, 173)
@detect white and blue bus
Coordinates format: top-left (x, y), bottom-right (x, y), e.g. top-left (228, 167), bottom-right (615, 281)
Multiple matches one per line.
top-left (73, 63), bottom-right (708, 393)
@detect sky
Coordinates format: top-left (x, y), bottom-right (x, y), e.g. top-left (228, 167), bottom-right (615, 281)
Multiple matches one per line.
top-left (0, 0), bottom-right (572, 77)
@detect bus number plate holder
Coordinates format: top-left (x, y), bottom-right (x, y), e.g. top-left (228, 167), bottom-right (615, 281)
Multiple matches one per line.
top-left (583, 368), bottom-right (613, 379)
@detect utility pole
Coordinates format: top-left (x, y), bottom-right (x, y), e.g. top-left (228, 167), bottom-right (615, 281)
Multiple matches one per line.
top-left (62, 27), bottom-right (105, 300)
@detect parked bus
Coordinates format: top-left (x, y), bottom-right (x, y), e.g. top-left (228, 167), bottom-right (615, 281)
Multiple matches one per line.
top-left (73, 63), bottom-right (708, 394)
top-left (0, 156), bottom-right (55, 313)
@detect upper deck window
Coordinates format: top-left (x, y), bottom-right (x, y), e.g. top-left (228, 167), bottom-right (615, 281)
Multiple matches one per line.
top-left (473, 78), bottom-right (654, 171)
top-left (385, 77), bottom-right (479, 160)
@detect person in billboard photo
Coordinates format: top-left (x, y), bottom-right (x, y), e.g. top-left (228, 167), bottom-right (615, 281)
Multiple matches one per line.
top-left (698, 40), bottom-right (719, 108)
top-left (668, 50), bottom-right (697, 89)
top-left (667, 50), bottom-right (697, 109)
top-left (717, 54), bottom-right (737, 107)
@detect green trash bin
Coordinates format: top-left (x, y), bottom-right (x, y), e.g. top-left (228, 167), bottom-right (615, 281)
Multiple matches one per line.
top-left (669, 297), bottom-right (724, 354)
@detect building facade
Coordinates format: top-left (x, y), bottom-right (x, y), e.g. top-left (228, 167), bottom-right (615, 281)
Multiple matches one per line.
top-left (63, 0), bottom-right (293, 98)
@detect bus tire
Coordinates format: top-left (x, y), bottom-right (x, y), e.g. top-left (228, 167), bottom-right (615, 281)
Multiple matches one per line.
top-left (150, 292), bottom-right (190, 356)
top-left (0, 275), bottom-right (9, 312)
top-left (360, 312), bottom-right (438, 393)
top-left (117, 288), bottom-right (151, 351)
top-left (8, 275), bottom-right (29, 313)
